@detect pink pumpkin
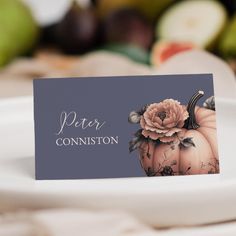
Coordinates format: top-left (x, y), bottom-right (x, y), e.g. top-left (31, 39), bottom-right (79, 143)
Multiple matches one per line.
top-left (138, 91), bottom-right (219, 176)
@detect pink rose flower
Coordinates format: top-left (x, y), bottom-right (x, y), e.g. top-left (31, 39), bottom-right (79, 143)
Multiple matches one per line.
top-left (140, 99), bottom-right (189, 143)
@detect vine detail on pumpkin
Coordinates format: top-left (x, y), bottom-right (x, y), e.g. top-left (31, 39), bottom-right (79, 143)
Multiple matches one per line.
top-left (140, 142), bottom-right (179, 176)
top-left (201, 157), bottom-right (220, 174)
top-left (129, 90), bottom-right (219, 177)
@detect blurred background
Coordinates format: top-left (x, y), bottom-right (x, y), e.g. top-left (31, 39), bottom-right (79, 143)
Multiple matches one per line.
top-left (0, 0), bottom-right (236, 98)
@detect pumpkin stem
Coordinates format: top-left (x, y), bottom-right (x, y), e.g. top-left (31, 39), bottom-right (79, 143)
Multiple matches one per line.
top-left (185, 91), bottom-right (204, 130)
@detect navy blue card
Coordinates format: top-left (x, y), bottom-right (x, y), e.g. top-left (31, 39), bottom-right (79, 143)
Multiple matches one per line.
top-left (34, 74), bottom-right (219, 180)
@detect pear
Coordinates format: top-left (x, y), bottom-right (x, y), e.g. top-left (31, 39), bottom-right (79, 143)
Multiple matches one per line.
top-left (157, 0), bottom-right (227, 49)
top-left (0, 0), bottom-right (38, 66)
top-left (97, 0), bottom-right (174, 22)
top-left (219, 15), bottom-right (236, 59)
top-left (134, 0), bottom-right (174, 22)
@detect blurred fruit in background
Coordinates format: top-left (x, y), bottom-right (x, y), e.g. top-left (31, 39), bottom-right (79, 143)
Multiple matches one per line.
top-left (103, 44), bottom-right (149, 64)
top-left (219, 0), bottom-right (236, 15)
top-left (102, 8), bottom-right (154, 50)
top-left (219, 15), bottom-right (236, 59)
top-left (0, 0), bottom-right (38, 67)
top-left (95, 0), bottom-right (174, 22)
top-left (0, 0), bottom-right (236, 74)
top-left (156, 0), bottom-right (227, 50)
top-left (54, 2), bottom-right (100, 54)
top-left (151, 41), bottom-right (195, 67)
top-left (22, 0), bottom-right (75, 27)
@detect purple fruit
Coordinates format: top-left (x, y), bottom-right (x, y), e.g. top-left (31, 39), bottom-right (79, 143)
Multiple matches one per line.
top-left (55, 2), bottom-right (100, 54)
top-left (102, 8), bottom-right (154, 50)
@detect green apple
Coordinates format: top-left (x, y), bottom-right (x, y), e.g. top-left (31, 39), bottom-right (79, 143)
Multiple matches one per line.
top-left (0, 29), bottom-right (13, 66)
top-left (0, 0), bottom-right (39, 66)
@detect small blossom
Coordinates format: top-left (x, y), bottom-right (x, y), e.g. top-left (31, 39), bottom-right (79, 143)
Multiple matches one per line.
top-left (128, 111), bottom-right (141, 124)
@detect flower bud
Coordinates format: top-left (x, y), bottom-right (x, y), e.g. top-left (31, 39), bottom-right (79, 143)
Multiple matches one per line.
top-left (128, 111), bottom-right (141, 124)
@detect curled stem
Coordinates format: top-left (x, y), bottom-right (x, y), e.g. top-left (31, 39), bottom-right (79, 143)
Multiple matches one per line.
top-left (185, 90), bottom-right (204, 130)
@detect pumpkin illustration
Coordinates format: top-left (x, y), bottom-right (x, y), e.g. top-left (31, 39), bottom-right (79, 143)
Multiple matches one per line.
top-left (129, 91), bottom-right (219, 176)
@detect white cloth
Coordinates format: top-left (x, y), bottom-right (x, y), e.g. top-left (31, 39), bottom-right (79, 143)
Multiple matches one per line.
top-left (1, 209), bottom-right (236, 236)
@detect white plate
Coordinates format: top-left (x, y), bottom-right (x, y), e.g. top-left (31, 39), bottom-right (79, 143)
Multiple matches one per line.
top-left (0, 96), bottom-right (236, 227)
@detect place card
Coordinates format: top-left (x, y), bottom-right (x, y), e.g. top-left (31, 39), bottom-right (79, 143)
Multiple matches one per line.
top-left (34, 74), bottom-right (219, 179)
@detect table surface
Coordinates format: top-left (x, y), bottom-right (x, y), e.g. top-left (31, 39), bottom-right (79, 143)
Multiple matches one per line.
top-left (0, 77), bottom-right (33, 98)
top-left (1, 52), bottom-right (236, 234)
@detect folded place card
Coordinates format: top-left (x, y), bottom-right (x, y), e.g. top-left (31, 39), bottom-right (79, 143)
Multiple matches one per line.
top-left (34, 74), bottom-right (219, 180)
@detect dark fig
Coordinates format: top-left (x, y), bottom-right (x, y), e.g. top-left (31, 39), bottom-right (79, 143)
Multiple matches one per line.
top-left (40, 23), bottom-right (58, 44)
top-left (219, 0), bottom-right (236, 15)
top-left (55, 2), bottom-right (100, 54)
top-left (102, 8), bottom-right (154, 50)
